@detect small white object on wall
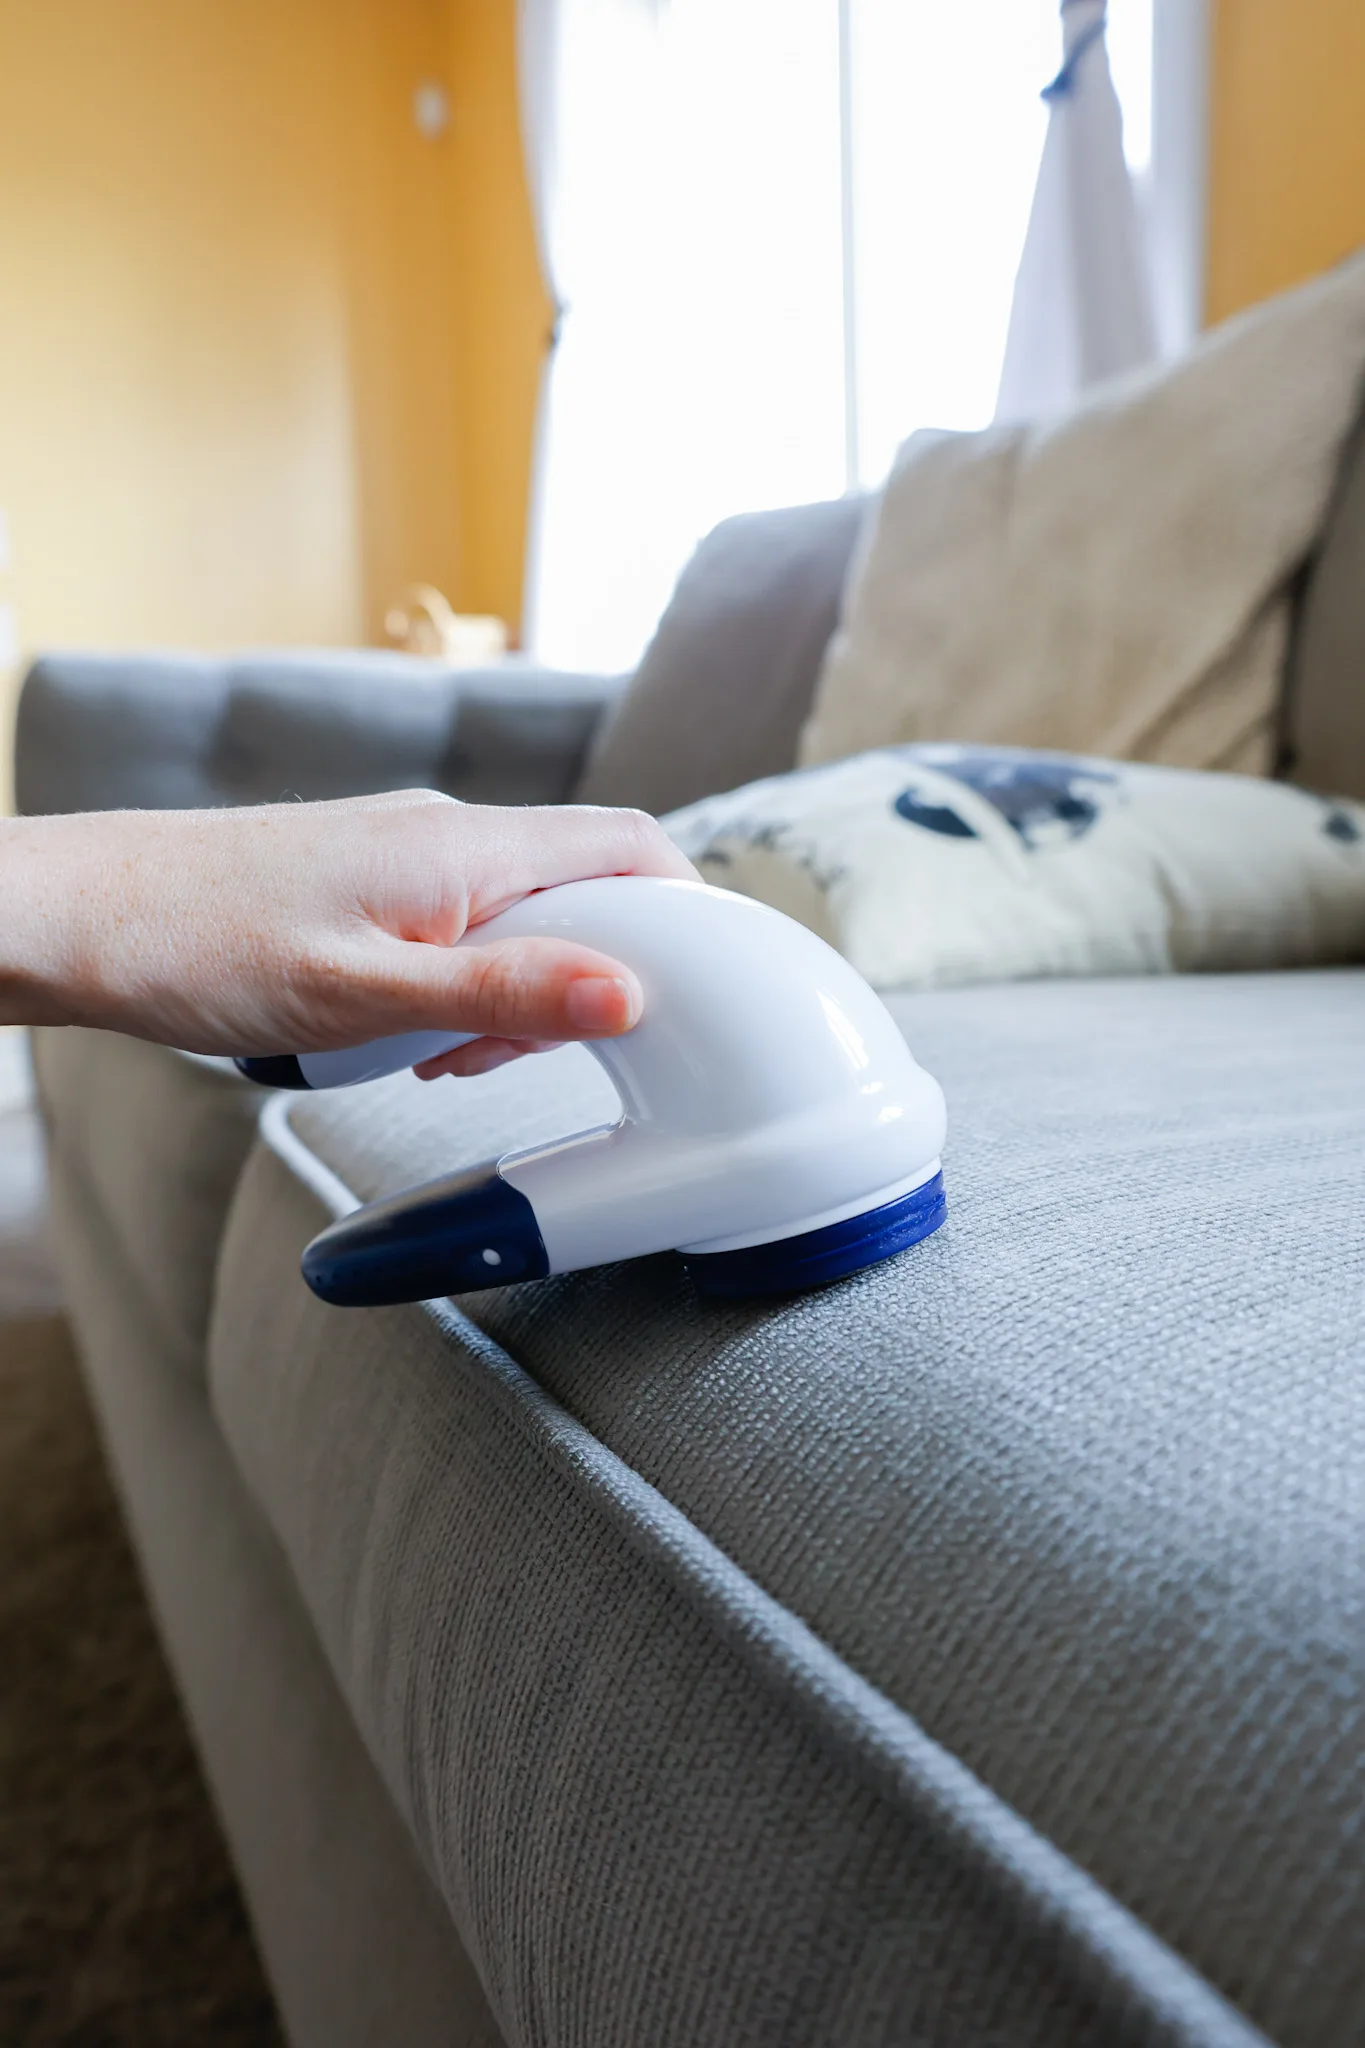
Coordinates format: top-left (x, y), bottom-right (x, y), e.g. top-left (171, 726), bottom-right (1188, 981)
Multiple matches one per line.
top-left (413, 80), bottom-right (450, 140)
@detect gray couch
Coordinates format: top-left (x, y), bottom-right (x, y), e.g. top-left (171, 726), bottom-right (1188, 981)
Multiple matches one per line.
top-left (17, 474), bottom-right (1365, 2048)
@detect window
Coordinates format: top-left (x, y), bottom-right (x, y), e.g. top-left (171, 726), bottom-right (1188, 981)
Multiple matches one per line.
top-left (527, 0), bottom-right (1164, 672)
top-left (849, 0), bottom-right (1152, 484)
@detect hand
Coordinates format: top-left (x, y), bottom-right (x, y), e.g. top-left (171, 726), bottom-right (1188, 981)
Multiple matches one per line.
top-left (0, 792), bottom-right (697, 1078)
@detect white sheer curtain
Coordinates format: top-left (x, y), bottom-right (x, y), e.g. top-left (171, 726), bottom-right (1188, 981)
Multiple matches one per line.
top-left (518, 0), bottom-right (1159, 672)
top-left (515, 0), bottom-right (562, 659)
top-left (518, 0), bottom-right (845, 672)
top-left (995, 0), bottom-right (1157, 422)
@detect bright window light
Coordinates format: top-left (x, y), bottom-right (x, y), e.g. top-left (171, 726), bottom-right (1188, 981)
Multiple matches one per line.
top-left (849, 0), bottom-right (1153, 485)
top-left (529, 0), bottom-right (1155, 670)
top-left (1109, 0), bottom-right (1154, 175)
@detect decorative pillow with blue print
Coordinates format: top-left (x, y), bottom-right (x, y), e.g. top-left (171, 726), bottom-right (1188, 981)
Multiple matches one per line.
top-left (663, 745), bottom-right (1365, 991)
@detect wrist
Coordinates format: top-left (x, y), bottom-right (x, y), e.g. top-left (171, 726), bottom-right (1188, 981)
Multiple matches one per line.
top-left (0, 816), bottom-right (92, 1028)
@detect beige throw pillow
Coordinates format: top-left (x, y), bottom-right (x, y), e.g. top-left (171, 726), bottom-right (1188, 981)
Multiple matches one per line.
top-left (665, 745), bottom-right (1365, 992)
top-left (799, 253), bottom-right (1365, 780)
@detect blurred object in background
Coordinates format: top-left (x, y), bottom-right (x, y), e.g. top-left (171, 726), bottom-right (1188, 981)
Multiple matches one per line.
top-left (383, 585), bottom-right (509, 664)
top-left (995, 0), bottom-right (1157, 423)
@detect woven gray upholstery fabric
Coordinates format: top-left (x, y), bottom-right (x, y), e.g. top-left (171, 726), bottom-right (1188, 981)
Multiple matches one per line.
top-left (577, 496), bottom-right (869, 814)
top-left (211, 1145), bottom-right (1259, 2048)
top-left (43, 1110), bottom-right (505, 2048)
top-left (32, 1030), bottom-right (263, 1377)
top-left (16, 653), bottom-right (232, 812)
top-left (208, 969), bottom-right (1365, 2046)
top-left (15, 652), bottom-right (623, 816)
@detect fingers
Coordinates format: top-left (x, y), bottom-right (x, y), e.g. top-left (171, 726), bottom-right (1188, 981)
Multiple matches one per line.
top-left (462, 805), bottom-right (697, 923)
top-left (413, 1037), bottom-right (564, 1082)
top-left (399, 935), bottom-right (644, 1045)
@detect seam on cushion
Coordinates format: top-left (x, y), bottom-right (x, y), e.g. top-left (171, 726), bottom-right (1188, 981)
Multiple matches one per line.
top-left (263, 1099), bottom-right (1270, 2048)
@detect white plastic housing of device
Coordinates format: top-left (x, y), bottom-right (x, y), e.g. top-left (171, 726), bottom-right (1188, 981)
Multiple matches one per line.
top-left (297, 877), bottom-right (946, 1271)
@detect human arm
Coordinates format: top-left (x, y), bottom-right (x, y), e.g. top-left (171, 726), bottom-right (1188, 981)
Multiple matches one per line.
top-left (0, 791), bottom-right (696, 1079)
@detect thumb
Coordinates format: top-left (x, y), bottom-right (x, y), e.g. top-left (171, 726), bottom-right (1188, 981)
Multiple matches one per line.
top-left (400, 935), bottom-right (643, 1043)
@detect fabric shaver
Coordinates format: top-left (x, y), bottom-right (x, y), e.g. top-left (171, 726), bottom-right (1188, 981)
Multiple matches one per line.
top-left (236, 877), bottom-right (947, 1304)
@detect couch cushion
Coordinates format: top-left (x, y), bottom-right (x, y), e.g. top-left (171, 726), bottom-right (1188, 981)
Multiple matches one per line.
top-left (665, 742), bottom-right (1365, 989)
top-left (208, 970), bottom-right (1365, 2047)
top-left (576, 496), bottom-right (868, 814)
top-left (15, 653), bottom-right (232, 814)
top-left (15, 652), bottom-right (621, 816)
top-left (801, 256), bottom-right (1365, 780)
top-left (33, 1031), bottom-right (263, 1376)
top-left (1282, 385), bottom-right (1365, 800)
top-left (208, 652), bottom-right (458, 803)
top-left (210, 654), bottom-right (616, 809)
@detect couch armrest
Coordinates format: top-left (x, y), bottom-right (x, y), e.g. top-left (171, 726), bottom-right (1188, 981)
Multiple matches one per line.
top-left (14, 650), bottom-right (628, 816)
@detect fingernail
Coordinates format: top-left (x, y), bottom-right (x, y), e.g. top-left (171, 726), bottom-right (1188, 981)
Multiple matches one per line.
top-left (564, 974), bottom-right (640, 1035)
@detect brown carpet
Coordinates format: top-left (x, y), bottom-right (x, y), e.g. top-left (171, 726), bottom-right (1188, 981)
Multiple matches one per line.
top-left (0, 1316), bottom-right (286, 2046)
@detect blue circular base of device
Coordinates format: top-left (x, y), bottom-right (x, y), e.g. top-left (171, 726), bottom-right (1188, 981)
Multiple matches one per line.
top-left (681, 1170), bottom-right (946, 1300)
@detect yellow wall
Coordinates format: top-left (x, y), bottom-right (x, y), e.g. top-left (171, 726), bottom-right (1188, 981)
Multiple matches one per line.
top-left (0, 0), bottom-right (475, 652)
top-left (0, 0), bottom-right (489, 797)
top-left (1206, 0), bottom-right (1365, 324)
top-left (0, 0), bottom-right (550, 799)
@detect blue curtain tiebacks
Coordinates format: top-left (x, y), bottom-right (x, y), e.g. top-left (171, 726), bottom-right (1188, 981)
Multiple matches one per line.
top-left (1042, 12), bottom-right (1108, 102)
